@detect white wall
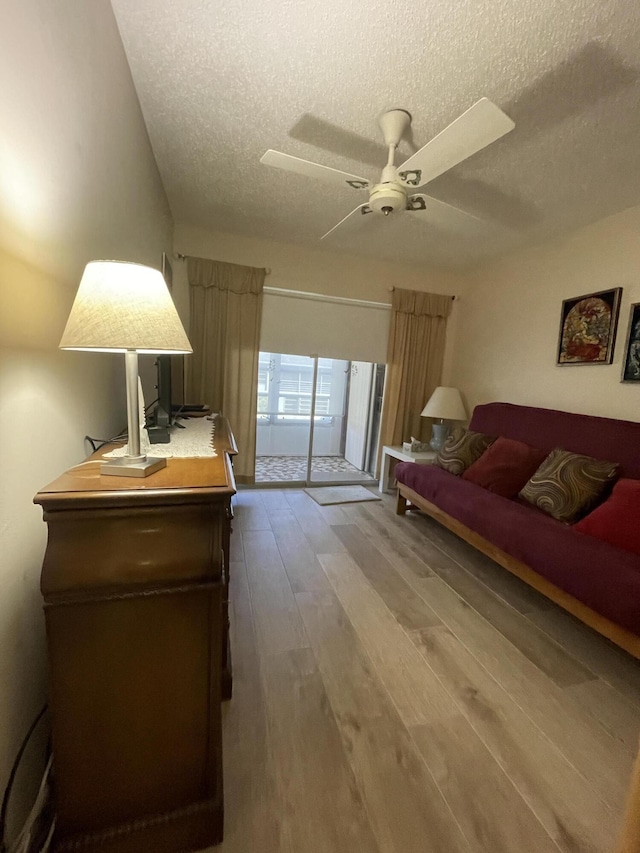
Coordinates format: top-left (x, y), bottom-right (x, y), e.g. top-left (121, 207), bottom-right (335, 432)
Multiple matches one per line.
top-left (172, 224), bottom-right (464, 381)
top-left (0, 0), bottom-right (172, 834)
top-left (450, 204), bottom-right (640, 422)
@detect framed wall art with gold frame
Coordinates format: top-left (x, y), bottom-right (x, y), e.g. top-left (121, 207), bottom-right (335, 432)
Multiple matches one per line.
top-left (556, 287), bottom-right (622, 366)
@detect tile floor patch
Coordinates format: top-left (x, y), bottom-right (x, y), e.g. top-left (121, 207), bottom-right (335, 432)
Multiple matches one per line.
top-left (256, 455), bottom-right (374, 483)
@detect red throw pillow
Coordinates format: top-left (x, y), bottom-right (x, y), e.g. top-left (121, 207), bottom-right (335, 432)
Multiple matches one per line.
top-left (574, 479), bottom-right (640, 555)
top-left (462, 436), bottom-right (548, 498)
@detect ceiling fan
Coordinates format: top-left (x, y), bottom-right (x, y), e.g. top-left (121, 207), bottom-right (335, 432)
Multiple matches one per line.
top-left (260, 98), bottom-right (515, 241)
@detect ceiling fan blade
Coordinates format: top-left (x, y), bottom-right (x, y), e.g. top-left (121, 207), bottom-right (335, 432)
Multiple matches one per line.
top-left (260, 150), bottom-right (370, 190)
top-left (406, 194), bottom-right (488, 230)
top-left (321, 204), bottom-right (375, 241)
top-left (396, 98), bottom-right (515, 189)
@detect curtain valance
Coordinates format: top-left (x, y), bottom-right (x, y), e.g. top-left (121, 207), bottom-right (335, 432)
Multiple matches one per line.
top-left (391, 288), bottom-right (453, 319)
top-left (187, 257), bottom-right (265, 294)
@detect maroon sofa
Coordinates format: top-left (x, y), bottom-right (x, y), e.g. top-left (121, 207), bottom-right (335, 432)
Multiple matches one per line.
top-left (394, 402), bottom-right (640, 655)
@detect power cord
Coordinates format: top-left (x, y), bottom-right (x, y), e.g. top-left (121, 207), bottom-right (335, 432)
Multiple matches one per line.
top-left (84, 433), bottom-right (128, 453)
top-left (5, 756), bottom-right (53, 853)
top-left (84, 397), bottom-right (160, 452)
top-left (0, 706), bottom-right (48, 853)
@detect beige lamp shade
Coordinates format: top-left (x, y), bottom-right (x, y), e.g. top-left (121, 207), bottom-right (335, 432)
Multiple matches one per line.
top-left (421, 386), bottom-right (467, 421)
top-left (59, 260), bottom-right (192, 353)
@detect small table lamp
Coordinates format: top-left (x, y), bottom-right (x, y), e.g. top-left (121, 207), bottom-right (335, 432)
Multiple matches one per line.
top-left (421, 386), bottom-right (467, 452)
top-left (60, 260), bottom-right (193, 477)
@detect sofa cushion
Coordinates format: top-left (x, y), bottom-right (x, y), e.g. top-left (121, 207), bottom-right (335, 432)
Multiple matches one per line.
top-left (462, 436), bottom-right (547, 498)
top-left (394, 462), bottom-right (640, 635)
top-left (434, 428), bottom-right (495, 476)
top-left (574, 479), bottom-right (640, 555)
top-left (470, 402), bottom-right (640, 479)
top-left (519, 448), bottom-right (619, 523)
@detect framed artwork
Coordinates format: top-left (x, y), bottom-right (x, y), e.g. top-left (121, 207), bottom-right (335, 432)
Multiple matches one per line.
top-left (621, 302), bottom-right (640, 382)
top-left (162, 252), bottom-right (173, 291)
top-left (556, 287), bottom-right (622, 365)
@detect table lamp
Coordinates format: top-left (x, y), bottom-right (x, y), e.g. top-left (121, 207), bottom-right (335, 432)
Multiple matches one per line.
top-left (60, 260), bottom-right (193, 477)
top-left (420, 386), bottom-right (467, 451)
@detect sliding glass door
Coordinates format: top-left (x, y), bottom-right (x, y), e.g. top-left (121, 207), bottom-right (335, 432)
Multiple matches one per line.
top-left (255, 352), bottom-right (314, 482)
top-left (255, 351), bottom-right (383, 486)
top-left (307, 358), bottom-right (347, 483)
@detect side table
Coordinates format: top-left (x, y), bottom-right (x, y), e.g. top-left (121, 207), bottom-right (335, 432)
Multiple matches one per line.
top-left (379, 445), bottom-right (437, 493)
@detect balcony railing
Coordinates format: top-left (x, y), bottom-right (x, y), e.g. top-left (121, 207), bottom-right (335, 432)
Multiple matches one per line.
top-left (257, 411), bottom-right (338, 425)
top-left (274, 381), bottom-right (331, 394)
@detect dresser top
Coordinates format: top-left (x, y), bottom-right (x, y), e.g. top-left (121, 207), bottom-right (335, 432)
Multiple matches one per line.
top-left (35, 415), bottom-right (236, 509)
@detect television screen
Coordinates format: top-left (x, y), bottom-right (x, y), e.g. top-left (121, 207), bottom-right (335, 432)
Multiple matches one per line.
top-left (171, 354), bottom-right (185, 413)
top-left (155, 355), bottom-right (185, 428)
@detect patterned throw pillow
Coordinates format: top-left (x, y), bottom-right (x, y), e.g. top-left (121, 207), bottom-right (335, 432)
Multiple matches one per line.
top-left (519, 448), bottom-right (619, 523)
top-left (434, 428), bottom-right (496, 476)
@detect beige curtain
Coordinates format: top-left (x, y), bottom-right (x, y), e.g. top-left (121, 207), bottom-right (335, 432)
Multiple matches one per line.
top-left (187, 257), bottom-right (265, 484)
top-left (378, 288), bottom-right (453, 468)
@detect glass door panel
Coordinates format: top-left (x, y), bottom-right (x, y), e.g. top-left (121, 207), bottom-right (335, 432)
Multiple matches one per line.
top-left (308, 358), bottom-right (347, 484)
top-left (255, 352), bottom-right (314, 483)
top-left (308, 359), bottom-right (377, 485)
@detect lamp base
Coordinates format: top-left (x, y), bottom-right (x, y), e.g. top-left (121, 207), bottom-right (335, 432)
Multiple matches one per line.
top-left (101, 456), bottom-right (167, 478)
top-left (429, 422), bottom-right (449, 452)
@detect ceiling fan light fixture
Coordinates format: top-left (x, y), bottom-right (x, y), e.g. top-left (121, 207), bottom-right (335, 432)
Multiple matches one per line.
top-left (369, 182), bottom-right (406, 215)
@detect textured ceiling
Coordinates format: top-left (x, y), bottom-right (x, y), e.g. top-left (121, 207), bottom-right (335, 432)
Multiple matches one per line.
top-left (110, 0), bottom-right (640, 270)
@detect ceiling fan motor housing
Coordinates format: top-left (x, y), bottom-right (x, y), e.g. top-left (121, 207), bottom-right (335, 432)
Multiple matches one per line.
top-left (378, 109), bottom-right (412, 147)
top-left (369, 181), bottom-right (407, 215)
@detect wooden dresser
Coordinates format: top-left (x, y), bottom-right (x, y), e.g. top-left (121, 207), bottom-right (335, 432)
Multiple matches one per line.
top-left (34, 416), bottom-right (236, 853)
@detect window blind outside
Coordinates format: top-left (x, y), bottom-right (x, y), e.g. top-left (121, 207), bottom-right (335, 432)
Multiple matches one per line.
top-left (260, 290), bottom-right (391, 364)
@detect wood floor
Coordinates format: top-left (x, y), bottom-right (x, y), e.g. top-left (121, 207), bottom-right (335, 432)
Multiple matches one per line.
top-left (210, 488), bottom-right (640, 853)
